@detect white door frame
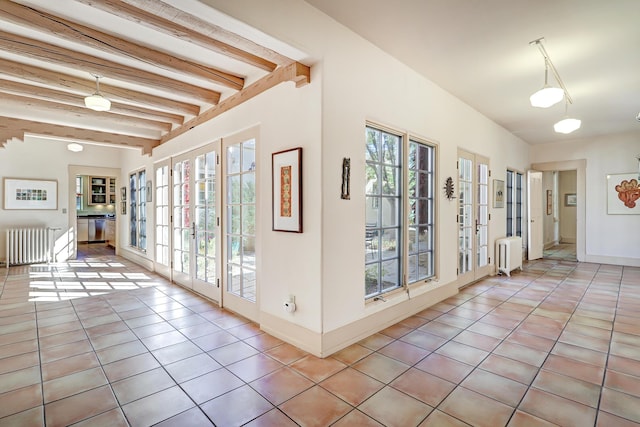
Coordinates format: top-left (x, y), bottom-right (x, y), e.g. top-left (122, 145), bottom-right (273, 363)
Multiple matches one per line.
top-left (532, 160), bottom-right (586, 262)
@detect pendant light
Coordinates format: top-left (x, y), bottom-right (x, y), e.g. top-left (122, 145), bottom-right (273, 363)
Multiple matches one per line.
top-left (554, 100), bottom-right (581, 134)
top-left (529, 60), bottom-right (564, 108)
top-left (84, 75), bottom-right (111, 112)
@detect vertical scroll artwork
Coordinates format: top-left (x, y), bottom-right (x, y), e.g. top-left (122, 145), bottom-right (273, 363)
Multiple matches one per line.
top-left (272, 147), bottom-right (302, 232)
top-left (341, 158), bottom-right (350, 200)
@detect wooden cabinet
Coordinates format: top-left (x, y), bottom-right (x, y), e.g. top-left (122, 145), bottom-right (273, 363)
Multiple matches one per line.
top-left (89, 176), bottom-right (116, 205)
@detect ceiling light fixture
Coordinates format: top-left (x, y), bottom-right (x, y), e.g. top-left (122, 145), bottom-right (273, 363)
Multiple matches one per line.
top-left (84, 75), bottom-right (111, 112)
top-left (529, 60), bottom-right (564, 108)
top-left (554, 100), bottom-right (582, 134)
top-left (67, 143), bottom-right (83, 152)
top-left (530, 38), bottom-right (581, 134)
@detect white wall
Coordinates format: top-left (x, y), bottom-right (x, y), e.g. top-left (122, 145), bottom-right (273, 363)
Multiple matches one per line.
top-left (0, 136), bottom-right (124, 262)
top-left (542, 171), bottom-right (556, 248)
top-left (200, 0), bottom-right (531, 354)
top-left (531, 132), bottom-right (640, 266)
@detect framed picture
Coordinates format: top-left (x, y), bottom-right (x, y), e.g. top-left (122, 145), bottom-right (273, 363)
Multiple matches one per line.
top-left (3, 178), bottom-right (57, 210)
top-left (120, 201), bottom-right (126, 215)
top-left (546, 190), bottom-right (552, 215)
top-left (272, 147), bottom-right (302, 232)
top-left (146, 180), bottom-right (152, 202)
top-left (493, 179), bottom-right (504, 208)
top-left (120, 186), bottom-right (126, 201)
top-left (565, 193), bottom-right (577, 207)
top-left (607, 173), bottom-right (640, 215)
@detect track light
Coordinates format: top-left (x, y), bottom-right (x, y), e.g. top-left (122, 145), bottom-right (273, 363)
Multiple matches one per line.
top-left (84, 75), bottom-right (111, 112)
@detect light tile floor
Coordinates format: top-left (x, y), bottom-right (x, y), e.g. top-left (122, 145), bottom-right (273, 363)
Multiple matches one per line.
top-left (1, 245), bottom-right (640, 426)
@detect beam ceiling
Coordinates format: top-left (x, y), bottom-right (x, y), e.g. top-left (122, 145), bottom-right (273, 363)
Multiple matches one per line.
top-left (0, 0), bottom-right (310, 154)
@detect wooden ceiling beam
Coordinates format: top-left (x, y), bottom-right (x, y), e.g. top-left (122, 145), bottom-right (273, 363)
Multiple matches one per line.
top-left (0, 58), bottom-right (200, 116)
top-left (76, 0), bottom-right (286, 71)
top-left (0, 30), bottom-right (220, 104)
top-left (0, 78), bottom-right (183, 125)
top-left (0, 1), bottom-right (244, 91)
top-left (161, 62), bottom-right (310, 144)
top-left (0, 92), bottom-right (171, 133)
top-left (0, 117), bottom-right (159, 155)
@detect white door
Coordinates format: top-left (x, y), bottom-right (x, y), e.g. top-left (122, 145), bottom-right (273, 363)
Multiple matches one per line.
top-left (222, 131), bottom-right (259, 321)
top-left (528, 170), bottom-right (543, 260)
top-left (458, 150), bottom-right (491, 287)
top-left (171, 144), bottom-right (221, 302)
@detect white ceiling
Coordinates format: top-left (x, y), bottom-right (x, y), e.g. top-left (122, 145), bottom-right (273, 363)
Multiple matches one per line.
top-left (304, 0), bottom-right (640, 144)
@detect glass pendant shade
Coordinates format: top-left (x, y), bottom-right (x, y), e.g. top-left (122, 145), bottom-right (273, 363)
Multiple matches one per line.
top-left (529, 86), bottom-right (564, 108)
top-left (553, 117), bottom-right (581, 134)
top-left (84, 94), bottom-right (111, 111)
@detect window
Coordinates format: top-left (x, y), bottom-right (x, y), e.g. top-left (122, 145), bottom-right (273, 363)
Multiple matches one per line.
top-left (506, 170), bottom-right (523, 237)
top-left (130, 169), bottom-right (147, 251)
top-left (365, 125), bottom-right (436, 299)
top-left (75, 176), bottom-right (82, 210)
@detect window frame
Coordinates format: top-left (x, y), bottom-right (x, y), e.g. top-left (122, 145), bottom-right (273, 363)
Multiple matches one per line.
top-left (506, 169), bottom-right (524, 238)
top-left (129, 168), bottom-right (147, 252)
top-left (365, 122), bottom-right (437, 300)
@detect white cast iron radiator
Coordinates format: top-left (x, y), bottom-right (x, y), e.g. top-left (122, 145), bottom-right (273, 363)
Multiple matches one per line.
top-left (496, 236), bottom-right (523, 276)
top-left (5, 227), bottom-right (53, 266)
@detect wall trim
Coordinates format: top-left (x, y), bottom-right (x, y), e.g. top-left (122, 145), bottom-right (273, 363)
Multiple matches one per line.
top-left (320, 282), bottom-right (458, 357)
top-left (585, 254), bottom-right (640, 268)
top-left (260, 311), bottom-right (322, 356)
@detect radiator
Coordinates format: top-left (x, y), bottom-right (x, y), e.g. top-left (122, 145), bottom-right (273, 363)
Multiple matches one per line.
top-left (5, 227), bottom-right (53, 266)
top-left (496, 236), bottom-right (523, 276)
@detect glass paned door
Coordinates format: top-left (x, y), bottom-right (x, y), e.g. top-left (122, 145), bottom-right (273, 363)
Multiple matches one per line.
top-left (155, 163), bottom-right (170, 278)
top-left (171, 145), bottom-right (221, 302)
top-left (223, 130), bottom-right (259, 321)
top-left (458, 150), bottom-right (491, 287)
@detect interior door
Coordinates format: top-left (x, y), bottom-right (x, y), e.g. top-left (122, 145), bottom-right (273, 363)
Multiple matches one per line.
top-left (458, 150), bottom-right (491, 287)
top-left (528, 170), bottom-right (543, 260)
top-left (171, 144), bottom-right (221, 302)
top-left (221, 131), bottom-right (259, 322)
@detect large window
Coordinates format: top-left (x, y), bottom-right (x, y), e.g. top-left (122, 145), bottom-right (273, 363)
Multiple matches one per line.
top-left (365, 125), bottom-right (436, 299)
top-left (506, 169), bottom-right (523, 237)
top-left (130, 169), bottom-right (147, 251)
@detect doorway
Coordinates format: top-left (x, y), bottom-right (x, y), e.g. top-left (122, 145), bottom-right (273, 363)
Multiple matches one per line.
top-left (457, 150), bottom-right (491, 287)
top-left (531, 160), bottom-right (586, 262)
top-left (153, 127), bottom-right (260, 322)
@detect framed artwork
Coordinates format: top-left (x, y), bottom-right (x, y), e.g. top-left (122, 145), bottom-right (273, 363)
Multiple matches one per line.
top-left (3, 178), bottom-right (57, 210)
top-left (546, 190), bottom-right (552, 215)
top-left (493, 179), bottom-right (504, 208)
top-left (120, 201), bottom-right (126, 215)
top-left (565, 193), bottom-right (577, 207)
top-left (272, 147), bottom-right (302, 232)
top-left (120, 186), bottom-right (126, 201)
top-left (607, 173), bottom-right (640, 214)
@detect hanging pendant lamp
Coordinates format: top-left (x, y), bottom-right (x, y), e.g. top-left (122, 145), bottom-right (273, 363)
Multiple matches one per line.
top-left (84, 75), bottom-right (111, 112)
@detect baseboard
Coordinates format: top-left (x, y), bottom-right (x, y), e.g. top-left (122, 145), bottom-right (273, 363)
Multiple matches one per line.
top-left (584, 254), bottom-right (640, 267)
top-left (118, 247), bottom-right (154, 271)
top-left (320, 281), bottom-right (458, 357)
top-left (260, 311), bottom-right (322, 356)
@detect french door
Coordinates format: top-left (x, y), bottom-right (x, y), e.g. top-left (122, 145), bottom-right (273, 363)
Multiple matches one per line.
top-left (221, 130), bottom-right (259, 321)
top-left (154, 128), bottom-right (259, 321)
top-left (171, 144), bottom-right (221, 302)
top-left (458, 150), bottom-right (491, 287)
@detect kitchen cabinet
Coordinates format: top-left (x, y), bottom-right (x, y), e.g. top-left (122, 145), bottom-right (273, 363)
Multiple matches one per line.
top-left (77, 218), bottom-right (89, 242)
top-left (88, 176), bottom-right (116, 205)
top-left (106, 218), bottom-right (116, 247)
